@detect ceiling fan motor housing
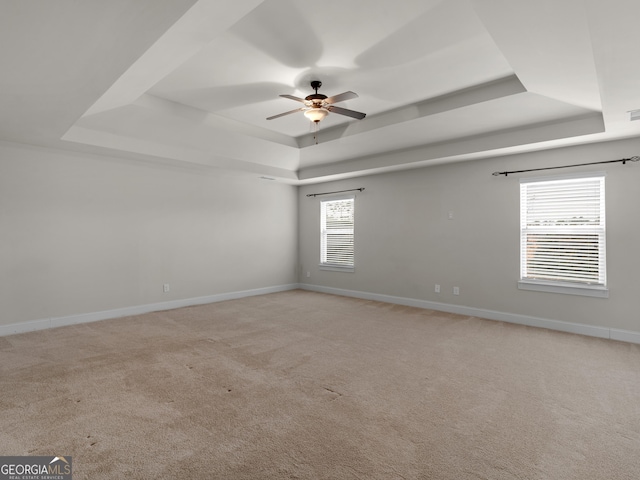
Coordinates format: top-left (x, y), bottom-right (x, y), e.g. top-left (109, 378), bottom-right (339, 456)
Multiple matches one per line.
top-left (305, 94), bottom-right (327, 103)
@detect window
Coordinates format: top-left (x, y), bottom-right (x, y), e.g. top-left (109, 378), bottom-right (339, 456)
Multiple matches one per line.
top-left (320, 196), bottom-right (355, 271)
top-left (519, 173), bottom-right (607, 297)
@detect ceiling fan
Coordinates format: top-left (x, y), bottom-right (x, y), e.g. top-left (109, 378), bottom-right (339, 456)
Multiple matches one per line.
top-left (267, 80), bottom-right (366, 124)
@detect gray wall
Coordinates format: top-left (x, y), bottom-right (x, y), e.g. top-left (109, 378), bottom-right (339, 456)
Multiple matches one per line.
top-left (0, 141), bottom-right (298, 326)
top-left (3, 135), bottom-right (639, 333)
top-left (299, 138), bottom-right (640, 332)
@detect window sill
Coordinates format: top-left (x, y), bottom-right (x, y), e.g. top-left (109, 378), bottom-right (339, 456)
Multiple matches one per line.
top-left (319, 264), bottom-right (354, 273)
top-left (518, 280), bottom-right (609, 298)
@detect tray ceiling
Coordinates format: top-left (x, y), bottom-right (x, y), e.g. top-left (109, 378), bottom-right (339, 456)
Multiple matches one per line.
top-left (2, 0), bottom-right (640, 183)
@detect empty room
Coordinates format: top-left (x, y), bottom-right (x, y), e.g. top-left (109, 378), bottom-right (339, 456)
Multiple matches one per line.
top-left (1, 1), bottom-right (639, 478)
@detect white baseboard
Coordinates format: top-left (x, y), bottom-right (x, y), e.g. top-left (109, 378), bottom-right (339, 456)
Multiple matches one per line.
top-left (300, 284), bottom-right (640, 344)
top-left (610, 328), bottom-right (640, 344)
top-left (5, 283), bottom-right (638, 346)
top-left (0, 283), bottom-right (300, 337)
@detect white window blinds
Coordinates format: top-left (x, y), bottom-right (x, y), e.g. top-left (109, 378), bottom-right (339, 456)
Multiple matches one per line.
top-left (320, 197), bottom-right (355, 268)
top-left (520, 174), bottom-right (606, 286)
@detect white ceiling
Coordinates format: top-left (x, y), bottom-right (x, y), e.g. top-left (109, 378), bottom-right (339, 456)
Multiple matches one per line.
top-left (2, 0), bottom-right (640, 184)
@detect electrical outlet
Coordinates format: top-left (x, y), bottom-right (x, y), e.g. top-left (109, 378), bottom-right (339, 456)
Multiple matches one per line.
top-left (448, 211), bottom-right (454, 220)
top-left (163, 284), bottom-right (170, 293)
top-left (306, 271), bottom-right (311, 278)
top-left (435, 284), bottom-right (440, 293)
top-left (453, 286), bottom-right (460, 295)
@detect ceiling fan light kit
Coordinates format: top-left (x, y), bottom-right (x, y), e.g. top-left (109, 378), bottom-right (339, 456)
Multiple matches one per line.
top-left (304, 107), bottom-right (329, 123)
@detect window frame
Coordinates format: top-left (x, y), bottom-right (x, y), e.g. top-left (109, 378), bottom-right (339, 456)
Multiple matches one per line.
top-left (319, 194), bottom-right (355, 272)
top-left (518, 172), bottom-right (608, 298)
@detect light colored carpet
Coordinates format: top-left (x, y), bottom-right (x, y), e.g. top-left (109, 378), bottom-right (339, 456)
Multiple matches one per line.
top-left (1, 290), bottom-right (639, 479)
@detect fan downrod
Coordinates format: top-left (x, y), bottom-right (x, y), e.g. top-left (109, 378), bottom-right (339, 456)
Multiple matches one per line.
top-left (306, 80), bottom-right (326, 102)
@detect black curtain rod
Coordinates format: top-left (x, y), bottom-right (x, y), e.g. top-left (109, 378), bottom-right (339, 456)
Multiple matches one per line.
top-left (306, 188), bottom-right (365, 198)
top-left (492, 156), bottom-right (640, 177)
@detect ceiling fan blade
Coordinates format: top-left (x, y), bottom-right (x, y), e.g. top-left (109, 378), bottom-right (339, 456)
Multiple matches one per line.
top-left (325, 91), bottom-right (358, 104)
top-left (279, 94), bottom-right (306, 103)
top-left (326, 105), bottom-right (366, 120)
top-left (266, 107), bottom-right (305, 120)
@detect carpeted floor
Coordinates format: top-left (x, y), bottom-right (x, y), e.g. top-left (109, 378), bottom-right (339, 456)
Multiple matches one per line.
top-left (1, 290), bottom-right (639, 479)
